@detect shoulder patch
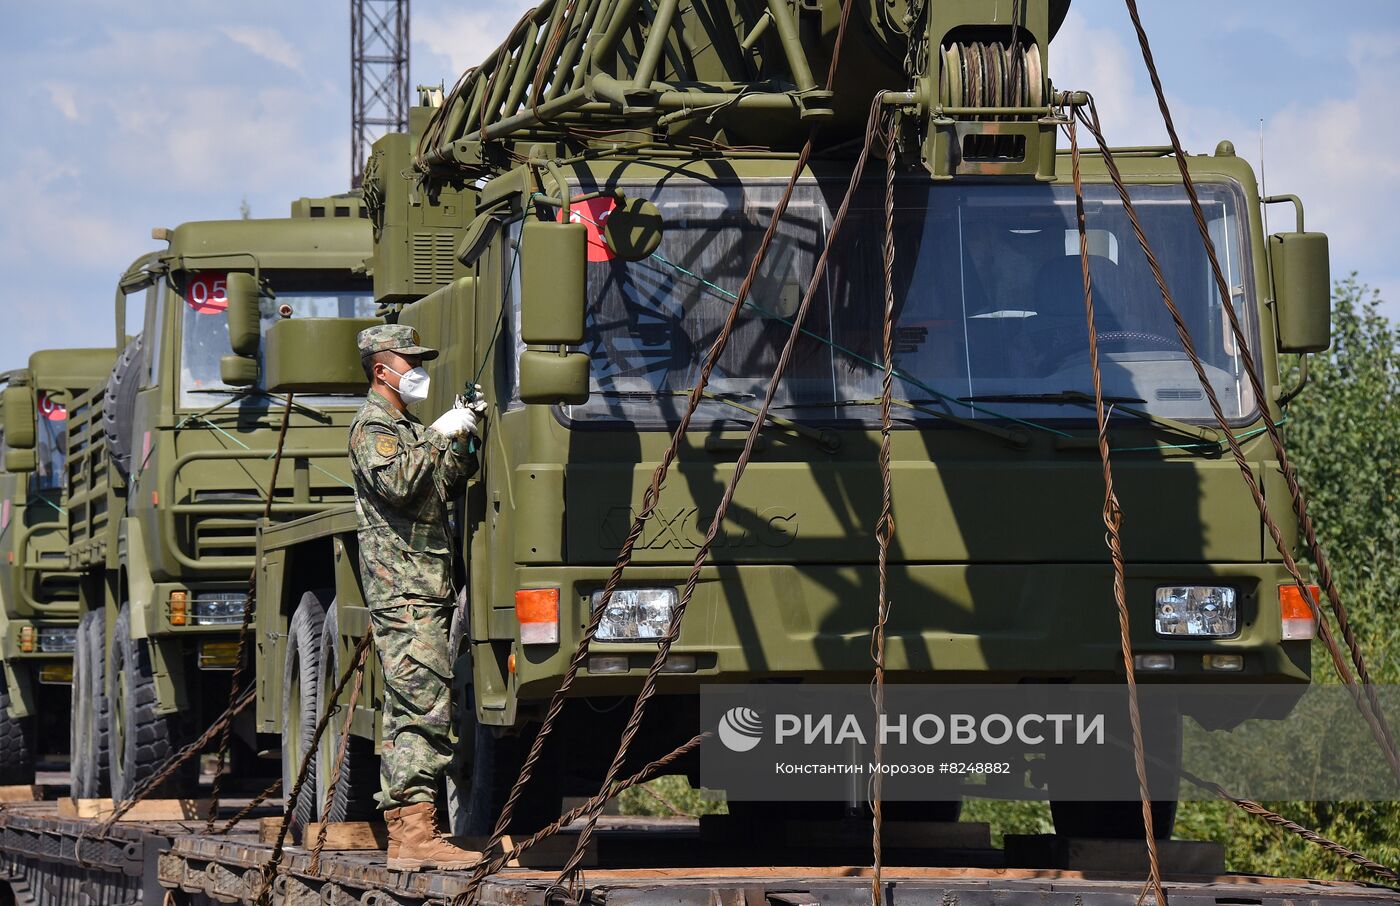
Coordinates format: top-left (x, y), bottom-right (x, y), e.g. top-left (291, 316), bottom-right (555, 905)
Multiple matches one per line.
top-left (375, 435), bottom-right (399, 457)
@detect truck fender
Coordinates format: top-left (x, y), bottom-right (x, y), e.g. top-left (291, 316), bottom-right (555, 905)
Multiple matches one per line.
top-left (120, 516), bottom-right (156, 640)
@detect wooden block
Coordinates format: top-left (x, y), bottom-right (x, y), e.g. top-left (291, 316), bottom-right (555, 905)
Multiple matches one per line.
top-left (259, 817), bottom-right (287, 845)
top-left (1004, 834), bottom-right (1226, 876)
top-left (0, 785), bottom-right (39, 802)
top-left (302, 822), bottom-right (388, 851)
top-left (58, 798), bottom-right (211, 821)
top-left (783, 820), bottom-right (991, 850)
top-left (457, 834), bottom-right (597, 868)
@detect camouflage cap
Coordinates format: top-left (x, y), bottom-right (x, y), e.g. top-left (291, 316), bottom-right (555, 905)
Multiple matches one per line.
top-left (356, 324), bottom-right (439, 361)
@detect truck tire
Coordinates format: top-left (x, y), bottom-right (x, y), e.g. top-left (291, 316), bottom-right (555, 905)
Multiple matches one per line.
top-left (315, 601), bottom-right (379, 823)
top-left (0, 677), bottom-right (35, 785)
top-left (107, 604), bottom-right (195, 800)
top-left (1050, 702), bottom-right (1182, 840)
top-left (70, 611), bottom-right (110, 798)
top-left (451, 696), bottom-right (563, 836)
top-left (103, 333), bottom-right (144, 480)
top-left (281, 591), bottom-right (328, 835)
top-left (1050, 798), bottom-right (1178, 841)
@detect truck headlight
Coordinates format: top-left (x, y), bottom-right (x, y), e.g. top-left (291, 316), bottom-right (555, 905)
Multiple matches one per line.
top-left (1154, 586), bottom-right (1237, 637)
top-left (37, 626), bottom-right (79, 653)
top-left (591, 588), bottom-right (677, 641)
top-left (192, 592), bottom-right (249, 626)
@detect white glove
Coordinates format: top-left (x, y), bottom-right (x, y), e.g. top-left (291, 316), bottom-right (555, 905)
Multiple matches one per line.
top-left (430, 407), bottom-right (479, 438)
top-left (461, 384), bottom-right (488, 415)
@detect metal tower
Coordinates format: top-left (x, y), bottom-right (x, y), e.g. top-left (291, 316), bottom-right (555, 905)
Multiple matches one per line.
top-left (351, 0), bottom-right (410, 187)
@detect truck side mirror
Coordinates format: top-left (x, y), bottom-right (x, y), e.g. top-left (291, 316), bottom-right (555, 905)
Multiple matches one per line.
top-left (226, 272), bottom-right (262, 358)
top-left (265, 317), bottom-right (381, 394)
top-left (4, 448), bottom-right (35, 474)
top-left (219, 355), bottom-right (259, 387)
top-left (520, 221), bottom-right (586, 345)
top-left (518, 220), bottom-right (591, 405)
top-left (1270, 232), bottom-right (1331, 353)
top-left (519, 351), bottom-right (590, 405)
top-left (2, 384), bottom-right (35, 450)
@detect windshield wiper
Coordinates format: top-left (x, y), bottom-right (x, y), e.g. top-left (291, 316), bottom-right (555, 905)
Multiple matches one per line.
top-left (596, 389), bottom-right (839, 452)
top-left (185, 388), bottom-right (330, 423)
top-left (963, 390), bottom-right (1221, 450)
top-left (962, 392), bottom-right (1147, 405)
top-left (775, 398), bottom-right (1029, 448)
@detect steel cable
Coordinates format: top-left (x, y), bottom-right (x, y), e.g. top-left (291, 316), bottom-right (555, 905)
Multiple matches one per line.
top-left (867, 104), bottom-right (898, 906)
top-left (1120, 0), bottom-right (1397, 767)
top-left (551, 92), bottom-right (890, 900)
top-left (215, 778), bottom-right (282, 835)
top-left (1073, 99), bottom-right (1400, 787)
top-left (1107, 726), bottom-right (1400, 885)
top-left (309, 636), bottom-right (371, 873)
top-left (73, 686), bottom-right (257, 868)
top-left (453, 3), bottom-right (864, 900)
top-left (206, 391), bottom-right (296, 832)
top-left (253, 628), bottom-right (373, 906)
top-left (1066, 116), bottom-right (1165, 906)
top-left (464, 733), bottom-right (708, 881)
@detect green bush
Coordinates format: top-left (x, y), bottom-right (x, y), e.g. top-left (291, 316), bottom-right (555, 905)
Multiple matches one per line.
top-left (1173, 277), bottom-right (1400, 880)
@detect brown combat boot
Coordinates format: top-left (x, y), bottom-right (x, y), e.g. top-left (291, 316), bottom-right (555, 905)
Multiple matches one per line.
top-left (385, 802), bottom-right (482, 870)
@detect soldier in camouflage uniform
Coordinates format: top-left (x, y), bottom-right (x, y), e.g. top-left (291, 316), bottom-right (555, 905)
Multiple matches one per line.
top-left (350, 324), bottom-right (485, 869)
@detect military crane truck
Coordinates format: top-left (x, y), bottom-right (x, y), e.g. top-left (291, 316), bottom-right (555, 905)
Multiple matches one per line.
top-left (64, 196), bottom-right (378, 800)
top-left (0, 350), bottom-right (116, 784)
top-left (254, 0), bottom-right (1332, 840)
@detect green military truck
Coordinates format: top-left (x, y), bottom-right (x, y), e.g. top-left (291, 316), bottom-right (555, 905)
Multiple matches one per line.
top-left (0, 351), bottom-right (116, 784)
top-left (252, 0), bottom-right (1331, 838)
top-left (64, 197), bottom-right (378, 799)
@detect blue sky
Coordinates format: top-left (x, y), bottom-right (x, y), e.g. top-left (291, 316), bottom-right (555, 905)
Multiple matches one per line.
top-left (1, 0), bottom-right (1396, 370)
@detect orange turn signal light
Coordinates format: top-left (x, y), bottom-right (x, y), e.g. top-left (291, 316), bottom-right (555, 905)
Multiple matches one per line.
top-left (169, 590), bottom-right (188, 626)
top-left (515, 588), bottom-right (560, 645)
top-left (18, 626), bottom-right (35, 653)
top-left (1279, 583), bottom-right (1320, 641)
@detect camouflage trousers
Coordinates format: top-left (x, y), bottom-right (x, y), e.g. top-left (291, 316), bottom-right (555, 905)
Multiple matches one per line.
top-left (368, 595), bottom-right (455, 809)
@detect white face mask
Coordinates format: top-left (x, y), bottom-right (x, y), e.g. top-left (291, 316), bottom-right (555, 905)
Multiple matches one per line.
top-left (383, 363), bottom-right (431, 405)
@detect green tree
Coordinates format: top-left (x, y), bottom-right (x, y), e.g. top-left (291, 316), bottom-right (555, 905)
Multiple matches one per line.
top-left (1177, 276), bottom-right (1400, 878)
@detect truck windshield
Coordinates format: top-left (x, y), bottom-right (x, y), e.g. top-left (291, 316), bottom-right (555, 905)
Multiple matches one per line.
top-left (179, 278), bottom-right (375, 408)
top-left (561, 178), bottom-right (1258, 428)
top-left (34, 392), bottom-right (66, 492)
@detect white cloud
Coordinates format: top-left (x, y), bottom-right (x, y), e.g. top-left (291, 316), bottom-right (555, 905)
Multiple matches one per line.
top-left (44, 82), bottom-right (79, 121)
top-left (0, 150), bottom-right (131, 270)
top-left (414, 0), bottom-right (535, 80)
top-left (220, 25), bottom-right (302, 72)
top-left (1050, 10), bottom-right (1400, 316)
top-left (0, 11), bottom-right (354, 368)
top-left (1050, 10), bottom-right (1247, 153)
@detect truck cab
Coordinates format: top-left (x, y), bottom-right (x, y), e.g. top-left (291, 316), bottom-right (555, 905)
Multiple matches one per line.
top-left (0, 349), bottom-right (117, 783)
top-left (66, 198), bottom-right (378, 799)
top-left (253, 0), bottom-right (1334, 842)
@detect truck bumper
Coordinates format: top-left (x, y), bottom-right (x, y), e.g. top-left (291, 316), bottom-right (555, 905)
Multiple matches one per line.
top-left (500, 562), bottom-right (1309, 700)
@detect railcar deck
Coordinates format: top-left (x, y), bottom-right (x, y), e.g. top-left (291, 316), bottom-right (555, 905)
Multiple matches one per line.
top-left (2, 792), bottom-right (1397, 906)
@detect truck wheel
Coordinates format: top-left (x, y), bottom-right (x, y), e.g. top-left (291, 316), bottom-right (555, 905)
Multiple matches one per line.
top-left (1050, 702), bottom-right (1182, 840)
top-left (281, 590), bottom-right (328, 836)
top-left (108, 605), bottom-right (195, 800)
top-left (451, 699), bottom-right (563, 836)
top-left (314, 601), bottom-right (379, 823)
top-left (0, 676), bottom-right (35, 785)
top-left (1050, 798), bottom-right (1177, 840)
top-left (70, 611), bottom-right (110, 797)
top-left (102, 334), bottom-right (144, 480)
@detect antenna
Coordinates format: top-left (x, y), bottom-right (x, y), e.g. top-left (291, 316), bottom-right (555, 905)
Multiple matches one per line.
top-left (351, 0), bottom-right (411, 188)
